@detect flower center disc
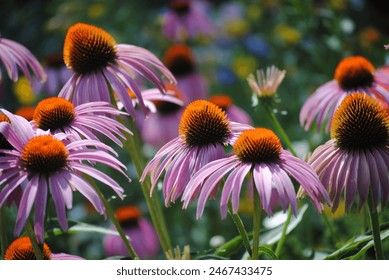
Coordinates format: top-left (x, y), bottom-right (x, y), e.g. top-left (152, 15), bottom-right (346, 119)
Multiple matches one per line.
top-left (233, 128), bottom-right (282, 164)
top-left (115, 206), bottom-right (141, 228)
top-left (163, 44), bottom-right (195, 76)
top-left (4, 236), bottom-right (51, 260)
top-left (153, 84), bottom-right (183, 114)
top-left (331, 93), bottom-right (389, 150)
top-left (179, 100), bottom-right (231, 147)
top-left (170, 0), bottom-right (191, 15)
top-left (64, 23), bottom-right (117, 75)
top-left (21, 135), bottom-right (68, 174)
top-left (334, 56), bottom-right (375, 91)
top-left (0, 113), bottom-right (12, 150)
top-left (33, 97), bottom-right (75, 131)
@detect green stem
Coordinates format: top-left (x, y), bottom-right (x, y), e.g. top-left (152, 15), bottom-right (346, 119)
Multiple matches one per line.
top-left (228, 202), bottom-right (252, 257)
top-left (252, 186), bottom-right (261, 260)
top-left (0, 208), bottom-right (7, 259)
top-left (264, 106), bottom-right (297, 156)
top-left (87, 176), bottom-right (139, 259)
top-left (25, 220), bottom-right (44, 260)
top-left (122, 117), bottom-right (172, 256)
top-left (274, 207), bottom-right (292, 257)
top-left (367, 192), bottom-right (385, 260)
top-left (322, 213), bottom-right (337, 248)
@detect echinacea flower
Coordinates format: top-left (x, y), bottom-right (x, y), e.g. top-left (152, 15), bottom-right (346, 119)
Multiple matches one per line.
top-left (210, 95), bottom-right (253, 125)
top-left (140, 100), bottom-right (252, 206)
top-left (14, 106), bottom-right (35, 121)
top-left (300, 55), bottom-right (389, 132)
top-left (32, 97), bottom-right (130, 146)
top-left (33, 53), bottom-right (72, 96)
top-left (182, 128), bottom-right (331, 219)
top-left (0, 112), bottom-right (12, 150)
top-left (247, 65), bottom-right (286, 99)
top-left (103, 206), bottom-right (159, 259)
top-left (59, 23), bottom-right (176, 118)
top-left (308, 93), bottom-right (389, 211)
top-left (163, 44), bottom-right (208, 103)
top-left (0, 110), bottom-right (127, 242)
top-left (162, 0), bottom-right (214, 42)
top-left (0, 37), bottom-right (46, 83)
top-left (140, 84), bottom-right (185, 148)
top-left (4, 236), bottom-right (84, 260)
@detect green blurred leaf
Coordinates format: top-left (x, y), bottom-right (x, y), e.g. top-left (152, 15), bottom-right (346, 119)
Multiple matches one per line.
top-left (325, 229), bottom-right (389, 260)
top-left (260, 204), bottom-right (309, 245)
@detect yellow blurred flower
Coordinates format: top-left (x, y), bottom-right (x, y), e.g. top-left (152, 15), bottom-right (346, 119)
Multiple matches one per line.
top-left (12, 76), bottom-right (36, 105)
top-left (225, 19), bottom-right (250, 37)
top-left (330, 0), bottom-right (348, 10)
top-left (88, 3), bottom-right (106, 19)
top-left (233, 56), bottom-right (257, 79)
top-left (238, 192), bottom-right (254, 215)
top-left (274, 24), bottom-right (301, 45)
top-left (323, 199), bottom-right (345, 220)
top-left (247, 4), bottom-right (262, 21)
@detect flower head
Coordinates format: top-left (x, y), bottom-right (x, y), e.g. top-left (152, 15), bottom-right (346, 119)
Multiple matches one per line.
top-left (300, 55), bottom-right (389, 132)
top-left (163, 44), bottom-right (208, 103)
top-left (162, 0), bottom-right (214, 41)
top-left (4, 236), bottom-right (84, 260)
top-left (32, 97), bottom-right (130, 146)
top-left (308, 93), bottom-right (389, 211)
top-left (59, 23), bottom-right (176, 118)
top-left (33, 53), bottom-right (72, 96)
top-left (103, 206), bottom-right (160, 259)
top-left (0, 37), bottom-right (46, 83)
top-left (210, 95), bottom-right (253, 125)
top-left (247, 66), bottom-right (286, 98)
top-left (140, 100), bottom-right (251, 205)
top-left (0, 110), bottom-right (128, 242)
top-left (182, 128), bottom-right (331, 219)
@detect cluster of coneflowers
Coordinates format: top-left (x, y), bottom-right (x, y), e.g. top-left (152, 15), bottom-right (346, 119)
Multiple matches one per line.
top-left (0, 0), bottom-right (389, 261)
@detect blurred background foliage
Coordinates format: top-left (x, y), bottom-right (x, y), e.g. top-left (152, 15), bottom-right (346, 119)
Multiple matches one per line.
top-left (1, 0), bottom-right (389, 259)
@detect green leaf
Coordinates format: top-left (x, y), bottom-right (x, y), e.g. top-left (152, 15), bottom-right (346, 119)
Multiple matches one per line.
top-left (45, 220), bottom-right (125, 239)
top-left (325, 229), bottom-right (389, 260)
top-left (258, 245), bottom-right (279, 260)
top-left (260, 204), bottom-right (308, 245)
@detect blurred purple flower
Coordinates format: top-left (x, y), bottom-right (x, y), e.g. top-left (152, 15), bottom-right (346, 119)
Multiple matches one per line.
top-left (103, 206), bottom-right (159, 259)
top-left (0, 37), bottom-right (46, 83)
top-left (32, 53), bottom-right (72, 96)
top-left (162, 0), bottom-right (214, 42)
top-left (209, 95), bottom-right (253, 125)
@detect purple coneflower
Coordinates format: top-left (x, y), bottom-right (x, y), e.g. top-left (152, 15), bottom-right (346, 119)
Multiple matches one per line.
top-left (300, 55), bottom-right (389, 133)
top-left (163, 44), bottom-right (208, 104)
top-left (182, 128), bottom-right (331, 219)
top-left (140, 100), bottom-right (251, 206)
top-left (32, 96), bottom-right (130, 146)
top-left (0, 37), bottom-right (46, 83)
top-left (162, 0), bottom-right (214, 42)
top-left (0, 110), bottom-right (127, 242)
top-left (103, 206), bottom-right (160, 259)
top-left (33, 53), bottom-right (72, 96)
top-left (210, 95), bottom-right (253, 125)
top-left (59, 23), bottom-right (176, 118)
top-left (308, 93), bottom-right (389, 211)
top-left (4, 236), bottom-right (84, 260)
top-left (247, 65), bottom-right (286, 99)
top-left (140, 84), bottom-right (185, 148)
